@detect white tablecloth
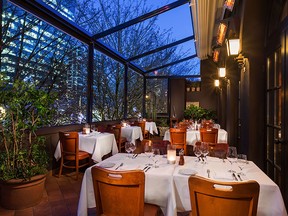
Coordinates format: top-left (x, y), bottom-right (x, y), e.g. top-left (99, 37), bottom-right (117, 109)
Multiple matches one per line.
top-left (145, 122), bottom-right (158, 134)
top-left (77, 154), bottom-right (287, 216)
top-left (121, 126), bottom-right (143, 144)
top-left (54, 132), bottom-right (118, 162)
top-left (163, 129), bottom-right (228, 146)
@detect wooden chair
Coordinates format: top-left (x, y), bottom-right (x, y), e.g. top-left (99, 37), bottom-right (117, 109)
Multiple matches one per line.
top-left (178, 121), bottom-right (190, 129)
top-left (58, 131), bottom-right (90, 180)
top-left (208, 142), bottom-right (229, 158)
top-left (200, 128), bottom-right (218, 143)
top-left (112, 124), bottom-right (127, 153)
top-left (188, 176), bottom-right (260, 216)
top-left (141, 139), bottom-right (153, 153)
top-left (201, 119), bottom-right (215, 129)
top-left (169, 127), bottom-right (187, 155)
top-left (138, 121), bottom-right (149, 139)
top-left (91, 166), bottom-right (163, 216)
top-left (170, 117), bottom-right (178, 128)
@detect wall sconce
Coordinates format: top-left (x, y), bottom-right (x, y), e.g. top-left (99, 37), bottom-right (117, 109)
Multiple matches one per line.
top-left (226, 38), bottom-right (240, 56)
top-left (214, 79), bottom-right (220, 87)
top-left (218, 67), bottom-right (226, 78)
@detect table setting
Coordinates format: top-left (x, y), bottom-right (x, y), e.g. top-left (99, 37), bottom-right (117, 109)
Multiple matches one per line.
top-left (54, 131), bottom-right (118, 163)
top-left (77, 152), bottom-right (287, 216)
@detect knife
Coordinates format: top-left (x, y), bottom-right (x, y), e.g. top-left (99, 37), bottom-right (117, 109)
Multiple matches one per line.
top-left (115, 163), bottom-right (123, 170)
top-left (233, 172), bottom-right (239, 181)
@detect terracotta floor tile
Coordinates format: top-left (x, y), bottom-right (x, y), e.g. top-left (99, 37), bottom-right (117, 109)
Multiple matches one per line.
top-left (50, 200), bottom-right (70, 216)
top-left (14, 207), bottom-right (33, 216)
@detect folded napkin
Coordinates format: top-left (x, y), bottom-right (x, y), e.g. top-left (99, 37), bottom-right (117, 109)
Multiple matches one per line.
top-left (213, 172), bottom-right (234, 181)
top-left (120, 164), bottom-right (142, 170)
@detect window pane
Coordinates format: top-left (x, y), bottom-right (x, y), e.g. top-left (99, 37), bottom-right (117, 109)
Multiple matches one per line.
top-left (93, 51), bottom-right (125, 121)
top-left (2, 1), bottom-right (88, 125)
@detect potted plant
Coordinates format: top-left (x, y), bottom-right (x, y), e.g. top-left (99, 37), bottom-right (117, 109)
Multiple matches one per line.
top-left (157, 118), bottom-right (169, 137)
top-left (0, 76), bottom-right (56, 210)
top-left (184, 105), bottom-right (217, 121)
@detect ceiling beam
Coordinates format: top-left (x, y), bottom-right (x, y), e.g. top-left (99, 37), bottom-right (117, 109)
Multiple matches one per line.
top-left (144, 54), bottom-right (197, 73)
top-left (128, 36), bottom-right (195, 61)
top-left (8, 0), bottom-right (146, 75)
top-left (92, 0), bottom-right (189, 39)
top-left (145, 75), bottom-right (200, 79)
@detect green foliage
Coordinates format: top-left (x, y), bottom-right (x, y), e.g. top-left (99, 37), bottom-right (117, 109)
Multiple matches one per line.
top-left (157, 118), bottom-right (169, 127)
top-left (0, 76), bottom-right (56, 181)
top-left (184, 105), bottom-right (217, 121)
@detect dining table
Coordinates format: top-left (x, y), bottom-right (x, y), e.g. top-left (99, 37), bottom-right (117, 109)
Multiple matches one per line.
top-left (145, 121), bottom-right (158, 135)
top-left (54, 131), bottom-right (118, 163)
top-left (163, 128), bottom-right (228, 146)
top-left (77, 153), bottom-right (287, 216)
top-left (121, 125), bottom-right (143, 144)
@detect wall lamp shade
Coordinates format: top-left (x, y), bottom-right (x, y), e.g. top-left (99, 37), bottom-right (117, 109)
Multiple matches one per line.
top-left (226, 38), bottom-right (240, 56)
top-left (214, 79), bottom-right (220, 87)
top-left (218, 67), bottom-right (226, 77)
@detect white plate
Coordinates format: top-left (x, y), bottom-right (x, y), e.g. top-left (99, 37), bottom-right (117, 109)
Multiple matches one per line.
top-left (178, 169), bottom-right (197, 176)
top-left (99, 162), bottom-right (115, 168)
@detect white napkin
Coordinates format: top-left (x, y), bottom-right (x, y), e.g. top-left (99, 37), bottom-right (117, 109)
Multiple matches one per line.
top-left (213, 171), bottom-right (234, 181)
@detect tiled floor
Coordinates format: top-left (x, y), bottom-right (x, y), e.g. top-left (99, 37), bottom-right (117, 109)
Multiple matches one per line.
top-left (0, 171), bottom-right (96, 216)
top-left (0, 137), bottom-right (192, 216)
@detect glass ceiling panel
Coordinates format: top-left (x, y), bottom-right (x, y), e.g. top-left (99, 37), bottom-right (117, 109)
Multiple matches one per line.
top-left (39, 0), bottom-right (199, 77)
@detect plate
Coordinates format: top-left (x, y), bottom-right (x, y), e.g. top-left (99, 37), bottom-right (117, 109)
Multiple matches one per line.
top-left (178, 169), bottom-right (197, 176)
top-left (99, 162), bottom-right (115, 168)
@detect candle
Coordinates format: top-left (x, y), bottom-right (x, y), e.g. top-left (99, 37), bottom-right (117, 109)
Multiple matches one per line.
top-left (167, 145), bottom-right (176, 164)
top-left (83, 127), bottom-right (90, 134)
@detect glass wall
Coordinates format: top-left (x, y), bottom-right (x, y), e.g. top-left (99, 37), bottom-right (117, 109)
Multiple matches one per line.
top-left (1, 0), bottom-right (88, 125)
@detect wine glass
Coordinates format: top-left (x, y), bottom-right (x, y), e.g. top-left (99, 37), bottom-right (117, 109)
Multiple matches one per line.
top-left (193, 145), bottom-right (202, 162)
top-left (227, 146), bottom-right (238, 172)
top-left (125, 142), bottom-right (132, 158)
top-left (130, 143), bottom-right (136, 155)
top-left (200, 142), bottom-right (209, 163)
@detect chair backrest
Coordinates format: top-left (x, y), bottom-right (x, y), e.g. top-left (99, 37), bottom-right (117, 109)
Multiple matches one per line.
top-left (141, 139), bottom-right (152, 152)
top-left (137, 121), bottom-right (146, 136)
top-left (188, 176), bottom-right (260, 216)
top-left (209, 142), bottom-right (229, 158)
top-left (112, 124), bottom-right (122, 144)
top-left (178, 121), bottom-right (190, 129)
top-left (91, 166), bottom-right (145, 216)
top-left (200, 128), bottom-right (218, 143)
top-left (59, 131), bottom-right (79, 157)
top-left (169, 127), bottom-right (187, 155)
top-left (201, 119), bottom-right (214, 129)
top-left (170, 117), bottom-right (179, 128)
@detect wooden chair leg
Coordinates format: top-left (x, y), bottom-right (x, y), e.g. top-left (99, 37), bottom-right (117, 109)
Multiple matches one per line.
top-left (58, 157), bottom-right (63, 178)
top-left (76, 160), bottom-right (79, 180)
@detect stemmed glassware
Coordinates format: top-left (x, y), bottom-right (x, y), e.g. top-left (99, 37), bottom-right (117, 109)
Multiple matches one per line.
top-left (125, 142), bottom-right (132, 158)
top-left (200, 142), bottom-right (209, 163)
top-left (193, 145), bottom-right (202, 162)
top-left (130, 142), bottom-right (136, 155)
top-left (227, 146), bottom-right (238, 172)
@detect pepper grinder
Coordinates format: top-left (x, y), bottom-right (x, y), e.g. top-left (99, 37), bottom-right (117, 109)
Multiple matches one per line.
top-left (179, 149), bottom-right (185, 165)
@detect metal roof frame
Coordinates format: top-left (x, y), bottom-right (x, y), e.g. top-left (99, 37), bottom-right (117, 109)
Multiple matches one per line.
top-left (8, 0), bottom-right (197, 78)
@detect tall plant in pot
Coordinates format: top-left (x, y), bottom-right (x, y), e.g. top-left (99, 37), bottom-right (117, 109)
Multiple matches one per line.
top-left (0, 76), bottom-right (56, 209)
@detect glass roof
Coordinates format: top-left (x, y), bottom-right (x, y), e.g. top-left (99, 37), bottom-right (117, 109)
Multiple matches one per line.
top-left (35, 0), bottom-right (200, 77)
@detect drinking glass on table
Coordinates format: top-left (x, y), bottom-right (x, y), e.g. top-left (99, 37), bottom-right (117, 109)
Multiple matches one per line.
top-left (125, 142), bottom-right (132, 158)
top-left (193, 145), bottom-right (202, 162)
top-left (130, 143), bottom-right (136, 155)
top-left (227, 146), bottom-right (238, 171)
top-left (200, 142), bottom-right (209, 163)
